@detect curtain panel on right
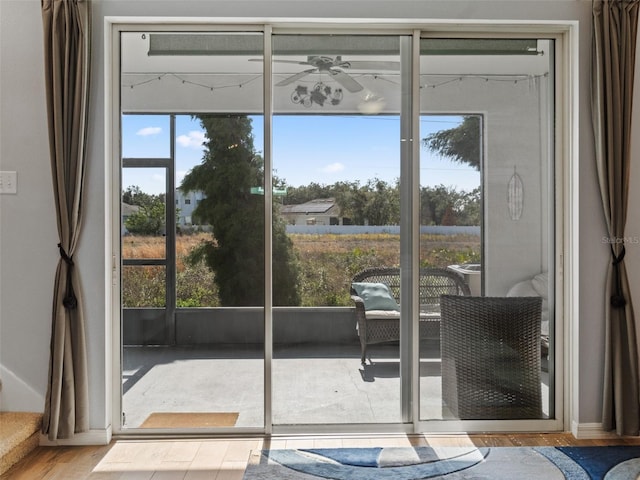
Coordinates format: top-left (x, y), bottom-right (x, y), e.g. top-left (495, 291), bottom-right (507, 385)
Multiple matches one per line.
top-left (592, 0), bottom-right (640, 436)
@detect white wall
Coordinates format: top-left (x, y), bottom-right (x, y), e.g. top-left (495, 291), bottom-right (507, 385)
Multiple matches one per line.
top-left (0, 0), bottom-right (58, 412)
top-left (420, 74), bottom-right (552, 295)
top-left (1, 0), bottom-right (626, 438)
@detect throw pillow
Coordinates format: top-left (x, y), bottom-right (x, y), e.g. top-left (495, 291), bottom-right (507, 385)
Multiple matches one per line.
top-left (352, 282), bottom-right (400, 311)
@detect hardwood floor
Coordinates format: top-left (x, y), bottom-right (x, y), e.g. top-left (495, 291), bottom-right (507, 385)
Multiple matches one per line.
top-left (5, 433), bottom-right (640, 480)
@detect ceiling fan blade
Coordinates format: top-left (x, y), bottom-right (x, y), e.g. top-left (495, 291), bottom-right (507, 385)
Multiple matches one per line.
top-left (329, 69), bottom-right (364, 93)
top-left (249, 58), bottom-right (313, 66)
top-left (338, 60), bottom-right (400, 71)
top-left (275, 68), bottom-right (316, 86)
top-left (274, 59), bottom-right (314, 65)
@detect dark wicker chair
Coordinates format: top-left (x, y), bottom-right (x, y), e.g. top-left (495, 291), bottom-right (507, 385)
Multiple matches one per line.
top-left (350, 267), bottom-right (471, 364)
top-left (440, 295), bottom-right (543, 420)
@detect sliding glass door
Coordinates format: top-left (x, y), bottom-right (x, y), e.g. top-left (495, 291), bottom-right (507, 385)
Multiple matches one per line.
top-left (115, 26), bottom-right (560, 433)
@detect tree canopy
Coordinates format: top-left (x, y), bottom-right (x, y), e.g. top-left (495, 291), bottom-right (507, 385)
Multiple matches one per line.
top-left (283, 179), bottom-right (479, 226)
top-left (422, 115), bottom-right (481, 170)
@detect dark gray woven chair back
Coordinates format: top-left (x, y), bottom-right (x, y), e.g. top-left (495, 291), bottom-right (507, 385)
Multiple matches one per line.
top-left (440, 295), bottom-right (543, 420)
top-left (351, 267), bottom-right (470, 303)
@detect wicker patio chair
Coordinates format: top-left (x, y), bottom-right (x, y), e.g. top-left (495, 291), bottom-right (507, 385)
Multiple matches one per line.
top-left (351, 267), bottom-right (471, 364)
top-left (440, 295), bottom-right (543, 420)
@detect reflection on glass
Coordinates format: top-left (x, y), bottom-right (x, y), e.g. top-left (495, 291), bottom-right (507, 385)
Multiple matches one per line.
top-left (122, 265), bottom-right (166, 308)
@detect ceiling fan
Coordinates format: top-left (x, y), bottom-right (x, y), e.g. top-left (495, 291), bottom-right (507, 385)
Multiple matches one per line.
top-left (266, 55), bottom-right (400, 93)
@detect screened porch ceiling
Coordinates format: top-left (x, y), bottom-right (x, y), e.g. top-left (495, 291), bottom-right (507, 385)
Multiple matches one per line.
top-left (121, 32), bottom-right (552, 114)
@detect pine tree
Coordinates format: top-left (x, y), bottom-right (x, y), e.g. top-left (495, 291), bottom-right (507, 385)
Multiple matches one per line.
top-left (181, 114), bottom-right (300, 306)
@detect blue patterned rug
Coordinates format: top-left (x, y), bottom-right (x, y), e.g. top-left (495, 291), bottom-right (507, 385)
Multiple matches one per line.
top-left (243, 446), bottom-right (640, 479)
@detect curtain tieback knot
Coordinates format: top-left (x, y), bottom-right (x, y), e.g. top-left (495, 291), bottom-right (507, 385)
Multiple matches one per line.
top-left (58, 243), bottom-right (78, 310)
top-left (610, 244), bottom-right (626, 309)
top-left (58, 243), bottom-right (74, 266)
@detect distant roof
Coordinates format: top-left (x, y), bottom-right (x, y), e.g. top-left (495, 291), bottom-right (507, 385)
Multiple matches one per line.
top-left (281, 198), bottom-right (336, 214)
top-left (122, 203), bottom-right (140, 215)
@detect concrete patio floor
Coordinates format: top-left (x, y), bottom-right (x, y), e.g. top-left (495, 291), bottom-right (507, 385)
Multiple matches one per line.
top-left (122, 342), bottom-right (549, 430)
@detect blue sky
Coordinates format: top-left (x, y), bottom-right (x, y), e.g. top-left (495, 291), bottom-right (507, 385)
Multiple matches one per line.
top-left (121, 114), bottom-right (479, 196)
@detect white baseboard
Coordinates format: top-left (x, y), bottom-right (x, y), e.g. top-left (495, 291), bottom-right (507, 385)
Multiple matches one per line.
top-left (39, 425), bottom-right (112, 446)
top-left (572, 421), bottom-right (624, 439)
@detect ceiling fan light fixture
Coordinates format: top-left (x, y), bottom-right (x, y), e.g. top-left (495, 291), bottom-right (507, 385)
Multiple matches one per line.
top-left (358, 92), bottom-right (386, 115)
top-left (291, 82), bottom-right (343, 107)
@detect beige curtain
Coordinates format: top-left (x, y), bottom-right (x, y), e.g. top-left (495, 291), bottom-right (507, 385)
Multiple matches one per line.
top-left (592, 0), bottom-right (640, 436)
top-left (41, 0), bottom-right (91, 440)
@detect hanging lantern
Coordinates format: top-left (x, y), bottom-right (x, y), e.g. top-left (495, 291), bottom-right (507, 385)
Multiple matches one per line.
top-left (507, 167), bottom-right (524, 220)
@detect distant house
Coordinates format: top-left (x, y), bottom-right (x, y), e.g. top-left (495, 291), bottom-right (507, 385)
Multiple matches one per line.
top-left (176, 189), bottom-right (206, 226)
top-left (121, 202), bottom-right (140, 235)
top-left (280, 198), bottom-right (344, 226)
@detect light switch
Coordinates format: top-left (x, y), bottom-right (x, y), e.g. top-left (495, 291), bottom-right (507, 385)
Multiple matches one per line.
top-left (0, 171), bottom-right (17, 194)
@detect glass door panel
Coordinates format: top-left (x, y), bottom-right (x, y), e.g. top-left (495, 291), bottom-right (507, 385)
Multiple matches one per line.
top-left (271, 34), bottom-right (404, 425)
top-left (120, 32), bottom-right (265, 430)
top-left (418, 38), bottom-right (555, 421)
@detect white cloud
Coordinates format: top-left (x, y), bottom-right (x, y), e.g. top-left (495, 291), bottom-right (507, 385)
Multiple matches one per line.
top-left (177, 130), bottom-right (207, 149)
top-left (321, 162), bottom-right (345, 174)
top-left (136, 126), bottom-right (162, 136)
